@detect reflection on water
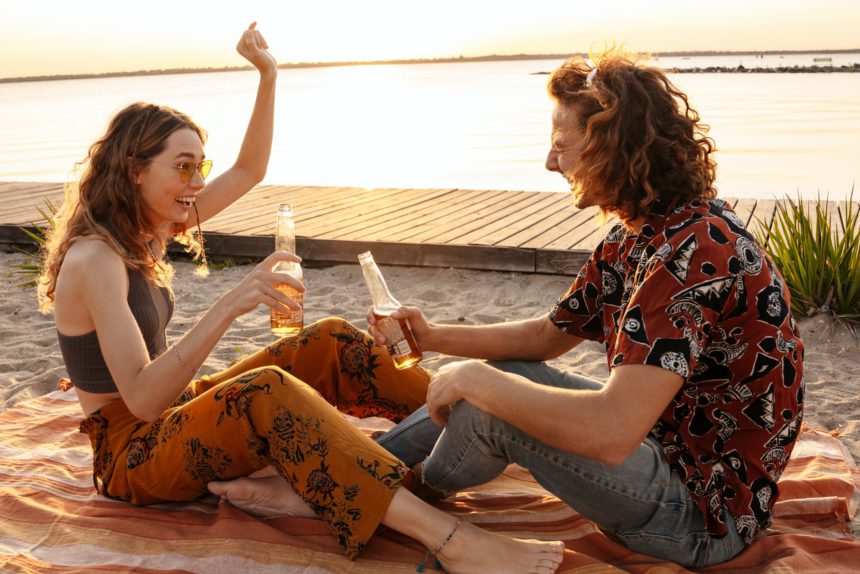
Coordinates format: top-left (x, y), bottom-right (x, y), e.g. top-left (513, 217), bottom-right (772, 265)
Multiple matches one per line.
top-left (0, 57), bottom-right (857, 200)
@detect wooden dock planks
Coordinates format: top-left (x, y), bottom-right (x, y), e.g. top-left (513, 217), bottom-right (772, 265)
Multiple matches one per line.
top-left (0, 181), bottom-right (852, 276)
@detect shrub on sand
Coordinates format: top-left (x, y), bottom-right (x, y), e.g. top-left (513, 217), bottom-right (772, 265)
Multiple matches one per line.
top-left (12, 201), bottom-right (58, 287)
top-left (757, 192), bottom-right (859, 327)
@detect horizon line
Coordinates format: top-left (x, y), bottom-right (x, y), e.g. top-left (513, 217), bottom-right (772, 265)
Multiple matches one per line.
top-left (3, 48), bottom-right (860, 84)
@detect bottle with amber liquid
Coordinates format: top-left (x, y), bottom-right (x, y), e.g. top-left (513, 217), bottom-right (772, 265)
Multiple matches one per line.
top-left (270, 204), bottom-right (304, 337)
top-left (358, 251), bottom-right (422, 369)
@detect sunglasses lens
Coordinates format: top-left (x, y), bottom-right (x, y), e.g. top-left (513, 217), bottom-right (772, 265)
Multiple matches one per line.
top-left (177, 162), bottom-right (194, 183)
top-left (200, 160), bottom-right (212, 179)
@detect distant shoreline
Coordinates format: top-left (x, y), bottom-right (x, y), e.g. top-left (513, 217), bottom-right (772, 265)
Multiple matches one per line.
top-left (2, 49), bottom-right (860, 84)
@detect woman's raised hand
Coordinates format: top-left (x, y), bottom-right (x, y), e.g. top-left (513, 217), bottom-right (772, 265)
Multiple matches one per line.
top-left (237, 22), bottom-right (277, 75)
top-left (224, 251), bottom-right (303, 318)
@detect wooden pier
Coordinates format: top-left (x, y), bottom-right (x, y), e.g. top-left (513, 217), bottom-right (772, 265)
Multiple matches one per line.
top-left (0, 181), bottom-right (853, 275)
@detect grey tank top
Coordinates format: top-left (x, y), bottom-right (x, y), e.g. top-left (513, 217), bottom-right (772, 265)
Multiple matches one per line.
top-left (57, 267), bottom-right (174, 394)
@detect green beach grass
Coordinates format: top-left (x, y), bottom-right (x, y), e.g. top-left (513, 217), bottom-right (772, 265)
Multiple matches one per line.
top-left (757, 192), bottom-right (860, 326)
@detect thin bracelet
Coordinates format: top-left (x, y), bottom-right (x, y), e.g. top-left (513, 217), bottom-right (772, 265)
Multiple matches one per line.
top-left (171, 345), bottom-right (198, 375)
top-left (417, 516), bottom-right (464, 572)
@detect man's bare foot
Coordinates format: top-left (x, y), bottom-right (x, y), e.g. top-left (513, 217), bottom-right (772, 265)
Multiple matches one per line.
top-left (207, 476), bottom-right (317, 519)
top-left (437, 521), bottom-right (565, 574)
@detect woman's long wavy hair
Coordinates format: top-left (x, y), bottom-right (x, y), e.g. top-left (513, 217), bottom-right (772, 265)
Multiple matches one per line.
top-left (37, 102), bottom-right (207, 312)
top-left (548, 49), bottom-right (717, 221)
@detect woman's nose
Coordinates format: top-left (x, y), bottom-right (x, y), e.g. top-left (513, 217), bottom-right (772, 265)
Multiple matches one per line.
top-left (190, 169), bottom-right (206, 189)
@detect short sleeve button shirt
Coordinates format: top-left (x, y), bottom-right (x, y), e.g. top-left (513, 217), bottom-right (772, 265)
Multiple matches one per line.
top-left (549, 199), bottom-right (804, 543)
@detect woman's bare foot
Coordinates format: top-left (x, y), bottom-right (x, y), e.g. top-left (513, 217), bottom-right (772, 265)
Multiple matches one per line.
top-left (207, 475), bottom-right (317, 519)
top-left (437, 521), bottom-right (565, 574)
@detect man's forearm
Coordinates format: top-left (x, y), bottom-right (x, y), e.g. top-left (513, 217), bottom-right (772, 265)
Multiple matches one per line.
top-left (423, 316), bottom-right (574, 361)
top-left (447, 361), bottom-right (682, 467)
top-left (452, 362), bottom-right (624, 463)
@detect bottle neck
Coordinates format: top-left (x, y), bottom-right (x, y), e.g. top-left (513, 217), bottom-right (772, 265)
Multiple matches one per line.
top-left (360, 261), bottom-right (400, 311)
top-left (276, 217), bottom-right (296, 253)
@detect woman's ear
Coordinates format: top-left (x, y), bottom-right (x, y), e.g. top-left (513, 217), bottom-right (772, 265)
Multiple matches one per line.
top-left (127, 157), bottom-right (143, 185)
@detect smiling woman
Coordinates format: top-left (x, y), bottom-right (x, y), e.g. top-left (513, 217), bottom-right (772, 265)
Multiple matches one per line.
top-left (133, 126), bottom-right (211, 251)
top-left (46, 103), bottom-right (214, 291)
top-left (28, 22), bottom-right (566, 573)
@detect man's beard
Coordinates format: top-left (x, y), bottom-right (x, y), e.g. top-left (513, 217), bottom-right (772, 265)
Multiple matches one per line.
top-left (570, 181), bottom-right (596, 210)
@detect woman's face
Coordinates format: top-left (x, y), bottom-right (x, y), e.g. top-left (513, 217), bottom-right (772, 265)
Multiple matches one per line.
top-left (545, 104), bottom-right (590, 207)
top-left (136, 128), bottom-right (206, 229)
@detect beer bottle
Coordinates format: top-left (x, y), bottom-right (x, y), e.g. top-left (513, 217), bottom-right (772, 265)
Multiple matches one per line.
top-left (270, 204), bottom-right (304, 337)
top-left (358, 251), bottom-right (422, 369)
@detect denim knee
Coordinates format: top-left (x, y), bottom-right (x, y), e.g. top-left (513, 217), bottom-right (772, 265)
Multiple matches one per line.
top-left (485, 359), bottom-right (531, 373)
top-left (421, 401), bottom-right (510, 492)
top-left (484, 360), bottom-right (604, 391)
top-left (447, 400), bottom-right (495, 435)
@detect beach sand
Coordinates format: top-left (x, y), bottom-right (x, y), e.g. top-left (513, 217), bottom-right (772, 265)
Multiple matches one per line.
top-left (2, 250), bottom-right (858, 535)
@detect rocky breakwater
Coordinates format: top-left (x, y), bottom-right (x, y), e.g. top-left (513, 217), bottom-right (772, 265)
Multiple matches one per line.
top-left (670, 63), bottom-right (860, 73)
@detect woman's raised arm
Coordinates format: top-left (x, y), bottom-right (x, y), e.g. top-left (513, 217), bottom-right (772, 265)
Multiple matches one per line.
top-left (189, 23), bottom-right (278, 226)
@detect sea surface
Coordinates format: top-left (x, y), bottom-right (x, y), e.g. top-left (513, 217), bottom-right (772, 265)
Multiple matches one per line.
top-left (1, 53), bottom-right (858, 200)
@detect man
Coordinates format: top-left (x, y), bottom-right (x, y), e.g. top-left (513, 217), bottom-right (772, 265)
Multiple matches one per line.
top-left (371, 51), bottom-right (804, 568)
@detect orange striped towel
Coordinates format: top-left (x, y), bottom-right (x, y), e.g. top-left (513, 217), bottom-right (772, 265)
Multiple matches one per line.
top-left (1, 389), bottom-right (858, 573)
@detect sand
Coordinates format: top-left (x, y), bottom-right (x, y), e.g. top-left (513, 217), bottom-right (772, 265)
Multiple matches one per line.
top-left (1, 249), bottom-right (858, 535)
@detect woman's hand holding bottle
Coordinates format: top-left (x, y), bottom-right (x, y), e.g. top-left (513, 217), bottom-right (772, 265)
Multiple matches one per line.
top-left (222, 251), bottom-right (304, 319)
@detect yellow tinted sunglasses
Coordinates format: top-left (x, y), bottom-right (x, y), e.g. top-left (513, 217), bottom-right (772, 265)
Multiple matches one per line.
top-left (146, 158), bottom-right (213, 182)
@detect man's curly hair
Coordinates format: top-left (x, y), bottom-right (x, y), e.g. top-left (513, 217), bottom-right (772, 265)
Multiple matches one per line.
top-left (548, 49), bottom-right (717, 221)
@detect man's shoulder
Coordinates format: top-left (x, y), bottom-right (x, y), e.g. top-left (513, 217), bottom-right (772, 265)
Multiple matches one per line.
top-left (664, 199), bottom-right (753, 241)
top-left (594, 221), bottom-right (631, 256)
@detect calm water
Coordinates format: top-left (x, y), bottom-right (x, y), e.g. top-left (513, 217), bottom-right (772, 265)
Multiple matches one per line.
top-left (1, 54), bottom-right (858, 200)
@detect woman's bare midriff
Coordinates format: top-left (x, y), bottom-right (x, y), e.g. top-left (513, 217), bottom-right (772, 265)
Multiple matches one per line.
top-left (75, 386), bottom-right (123, 417)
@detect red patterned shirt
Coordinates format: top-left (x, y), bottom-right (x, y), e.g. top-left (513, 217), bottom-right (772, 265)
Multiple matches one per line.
top-left (549, 199), bottom-right (804, 543)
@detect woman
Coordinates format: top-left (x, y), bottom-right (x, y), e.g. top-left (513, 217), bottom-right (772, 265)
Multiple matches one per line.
top-left (38, 24), bottom-right (564, 573)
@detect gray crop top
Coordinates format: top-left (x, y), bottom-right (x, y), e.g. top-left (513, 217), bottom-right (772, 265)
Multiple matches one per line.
top-left (56, 267), bottom-right (174, 393)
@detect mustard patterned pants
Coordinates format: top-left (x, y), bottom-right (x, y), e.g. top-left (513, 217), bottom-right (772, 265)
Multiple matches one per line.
top-left (79, 317), bottom-right (431, 558)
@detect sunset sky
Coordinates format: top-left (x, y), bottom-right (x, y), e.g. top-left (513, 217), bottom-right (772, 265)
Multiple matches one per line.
top-left (2, 0), bottom-right (858, 79)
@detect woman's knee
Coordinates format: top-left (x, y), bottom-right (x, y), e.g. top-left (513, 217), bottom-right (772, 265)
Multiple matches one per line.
top-left (304, 317), bottom-right (372, 350)
top-left (241, 365), bottom-right (291, 381)
top-left (222, 367), bottom-right (328, 411)
top-left (313, 316), bottom-right (355, 334)
top-left (226, 366), bottom-right (303, 396)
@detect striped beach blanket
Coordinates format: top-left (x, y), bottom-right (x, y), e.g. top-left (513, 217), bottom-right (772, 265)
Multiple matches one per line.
top-left (1, 389), bottom-right (859, 573)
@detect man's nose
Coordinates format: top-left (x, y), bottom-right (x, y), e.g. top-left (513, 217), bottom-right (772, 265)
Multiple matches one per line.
top-left (545, 149), bottom-right (560, 173)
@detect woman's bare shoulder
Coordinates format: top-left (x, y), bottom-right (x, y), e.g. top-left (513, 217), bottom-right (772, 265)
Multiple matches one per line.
top-left (55, 237), bottom-right (129, 333)
top-left (61, 237), bottom-right (126, 284)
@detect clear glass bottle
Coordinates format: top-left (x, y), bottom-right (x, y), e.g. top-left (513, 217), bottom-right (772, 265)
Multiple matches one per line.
top-left (358, 251), bottom-right (422, 369)
top-left (270, 204), bottom-right (304, 337)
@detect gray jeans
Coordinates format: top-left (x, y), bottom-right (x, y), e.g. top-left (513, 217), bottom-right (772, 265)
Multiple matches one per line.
top-left (375, 360), bottom-right (746, 568)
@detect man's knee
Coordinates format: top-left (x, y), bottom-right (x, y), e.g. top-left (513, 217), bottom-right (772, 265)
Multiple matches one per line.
top-left (485, 360), bottom-right (536, 376)
top-left (448, 400), bottom-right (498, 434)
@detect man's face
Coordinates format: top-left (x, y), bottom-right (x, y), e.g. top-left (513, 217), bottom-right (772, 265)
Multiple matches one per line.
top-left (545, 104), bottom-right (590, 207)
